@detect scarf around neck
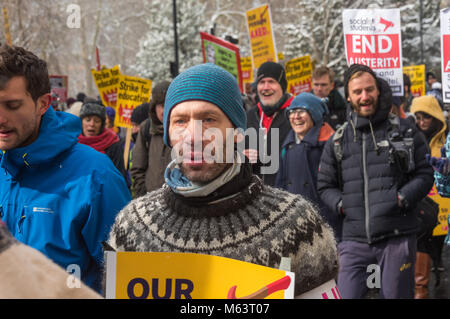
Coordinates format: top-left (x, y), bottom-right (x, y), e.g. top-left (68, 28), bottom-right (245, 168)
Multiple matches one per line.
top-left (259, 93), bottom-right (289, 117)
top-left (164, 153), bottom-right (253, 205)
top-left (78, 128), bottom-right (119, 154)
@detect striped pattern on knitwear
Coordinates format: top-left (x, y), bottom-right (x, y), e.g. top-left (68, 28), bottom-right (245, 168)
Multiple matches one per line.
top-left (108, 176), bottom-right (338, 296)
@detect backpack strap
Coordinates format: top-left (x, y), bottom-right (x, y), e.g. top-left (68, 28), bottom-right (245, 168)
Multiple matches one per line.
top-left (332, 122), bottom-right (348, 190)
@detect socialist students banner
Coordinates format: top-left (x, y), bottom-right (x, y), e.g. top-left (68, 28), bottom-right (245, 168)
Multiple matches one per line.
top-left (343, 9), bottom-right (403, 96)
top-left (441, 8), bottom-right (450, 103)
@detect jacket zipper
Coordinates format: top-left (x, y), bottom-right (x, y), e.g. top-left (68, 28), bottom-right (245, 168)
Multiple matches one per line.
top-left (17, 207), bottom-right (26, 234)
top-left (362, 132), bottom-right (372, 244)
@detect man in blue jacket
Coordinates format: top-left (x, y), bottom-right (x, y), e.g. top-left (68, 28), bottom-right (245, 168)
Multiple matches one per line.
top-left (0, 45), bottom-right (131, 293)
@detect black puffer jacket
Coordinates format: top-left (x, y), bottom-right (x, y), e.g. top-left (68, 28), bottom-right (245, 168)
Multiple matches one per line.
top-left (317, 78), bottom-right (434, 244)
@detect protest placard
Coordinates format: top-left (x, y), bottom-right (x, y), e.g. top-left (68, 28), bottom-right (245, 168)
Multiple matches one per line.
top-left (343, 8), bottom-right (403, 96)
top-left (105, 251), bottom-right (295, 299)
top-left (285, 55), bottom-right (313, 96)
top-left (441, 8), bottom-right (450, 103)
top-left (49, 75), bottom-right (68, 103)
top-left (246, 4), bottom-right (277, 70)
top-left (427, 185), bottom-right (450, 237)
top-left (200, 32), bottom-right (243, 92)
top-left (241, 56), bottom-right (253, 87)
top-left (91, 65), bottom-right (121, 107)
top-left (115, 74), bottom-right (152, 128)
top-left (403, 65), bottom-right (425, 97)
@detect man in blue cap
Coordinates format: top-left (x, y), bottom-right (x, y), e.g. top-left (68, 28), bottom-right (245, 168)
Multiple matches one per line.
top-left (107, 63), bottom-right (339, 297)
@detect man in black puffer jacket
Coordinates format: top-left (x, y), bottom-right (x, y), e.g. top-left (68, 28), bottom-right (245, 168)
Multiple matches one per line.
top-left (317, 64), bottom-right (434, 299)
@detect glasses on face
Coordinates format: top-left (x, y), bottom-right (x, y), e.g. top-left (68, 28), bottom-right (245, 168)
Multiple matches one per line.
top-left (288, 109), bottom-right (308, 117)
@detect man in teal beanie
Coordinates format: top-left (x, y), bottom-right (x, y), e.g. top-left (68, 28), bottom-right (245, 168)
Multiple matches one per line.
top-left (163, 63), bottom-right (246, 146)
top-left (108, 63), bottom-right (339, 297)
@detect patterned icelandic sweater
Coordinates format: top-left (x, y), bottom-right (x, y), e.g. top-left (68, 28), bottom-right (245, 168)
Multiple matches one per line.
top-left (108, 176), bottom-right (338, 296)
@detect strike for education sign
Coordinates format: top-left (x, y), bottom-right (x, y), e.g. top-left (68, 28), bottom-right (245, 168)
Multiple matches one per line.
top-left (91, 65), bottom-right (121, 107)
top-left (115, 75), bottom-right (152, 128)
top-left (441, 8), bottom-right (450, 103)
top-left (285, 55), bottom-right (313, 96)
top-left (403, 65), bottom-right (425, 97)
top-left (343, 8), bottom-right (403, 96)
top-left (246, 4), bottom-right (277, 70)
top-left (241, 56), bottom-right (253, 87)
top-left (200, 32), bottom-right (243, 93)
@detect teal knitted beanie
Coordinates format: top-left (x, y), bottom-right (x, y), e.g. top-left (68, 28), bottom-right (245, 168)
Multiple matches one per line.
top-left (163, 63), bottom-right (246, 146)
top-left (287, 92), bottom-right (329, 125)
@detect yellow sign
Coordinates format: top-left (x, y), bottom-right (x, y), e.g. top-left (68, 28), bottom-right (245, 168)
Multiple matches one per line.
top-left (105, 252), bottom-right (295, 299)
top-left (285, 55), bottom-right (313, 96)
top-left (240, 56), bottom-right (253, 86)
top-left (2, 6), bottom-right (12, 46)
top-left (246, 4), bottom-right (277, 70)
top-left (91, 65), bottom-right (121, 107)
top-left (403, 65), bottom-right (426, 97)
top-left (429, 185), bottom-right (450, 236)
top-left (115, 75), bottom-right (152, 128)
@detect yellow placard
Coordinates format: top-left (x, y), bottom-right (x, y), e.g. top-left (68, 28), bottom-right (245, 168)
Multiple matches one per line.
top-left (240, 56), bottom-right (253, 85)
top-left (2, 6), bottom-right (12, 46)
top-left (285, 55), bottom-right (313, 96)
top-left (115, 75), bottom-right (152, 128)
top-left (91, 65), bottom-right (121, 107)
top-left (105, 252), bottom-right (295, 299)
top-left (403, 65), bottom-right (426, 97)
top-left (428, 185), bottom-right (450, 236)
top-left (246, 4), bottom-right (277, 70)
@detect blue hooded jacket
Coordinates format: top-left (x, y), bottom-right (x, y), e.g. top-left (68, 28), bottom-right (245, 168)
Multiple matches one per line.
top-left (0, 107), bottom-right (131, 292)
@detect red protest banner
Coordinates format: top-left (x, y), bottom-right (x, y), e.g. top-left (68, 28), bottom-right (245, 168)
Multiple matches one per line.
top-left (343, 9), bottom-right (404, 96)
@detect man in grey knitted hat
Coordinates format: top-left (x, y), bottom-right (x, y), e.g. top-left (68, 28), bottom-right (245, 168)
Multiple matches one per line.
top-left (107, 63), bottom-right (338, 297)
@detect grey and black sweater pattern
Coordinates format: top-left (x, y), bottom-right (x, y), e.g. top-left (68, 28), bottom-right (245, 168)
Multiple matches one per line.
top-left (108, 176), bottom-right (338, 296)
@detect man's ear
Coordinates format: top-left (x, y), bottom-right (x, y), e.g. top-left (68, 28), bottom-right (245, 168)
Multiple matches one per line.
top-left (37, 93), bottom-right (51, 116)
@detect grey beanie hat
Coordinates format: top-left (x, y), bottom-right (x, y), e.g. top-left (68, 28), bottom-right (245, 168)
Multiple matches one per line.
top-left (79, 102), bottom-right (106, 123)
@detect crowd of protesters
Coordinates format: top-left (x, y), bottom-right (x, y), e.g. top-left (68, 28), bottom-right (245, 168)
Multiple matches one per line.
top-left (0, 43), bottom-right (449, 299)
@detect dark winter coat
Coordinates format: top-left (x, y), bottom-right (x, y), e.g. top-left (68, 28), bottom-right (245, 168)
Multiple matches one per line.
top-left (246, 95), bottom-right (293, 186)
top-left (317, 78), bottom-right (434, 244)
top-left (323, 87), bottom-right (348, 130)
top-left (275, 122), bottom-right (341, 237)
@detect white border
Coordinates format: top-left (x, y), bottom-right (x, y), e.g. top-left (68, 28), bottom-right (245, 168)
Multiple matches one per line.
top-left (104, 251), bottom-right (117, 299)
